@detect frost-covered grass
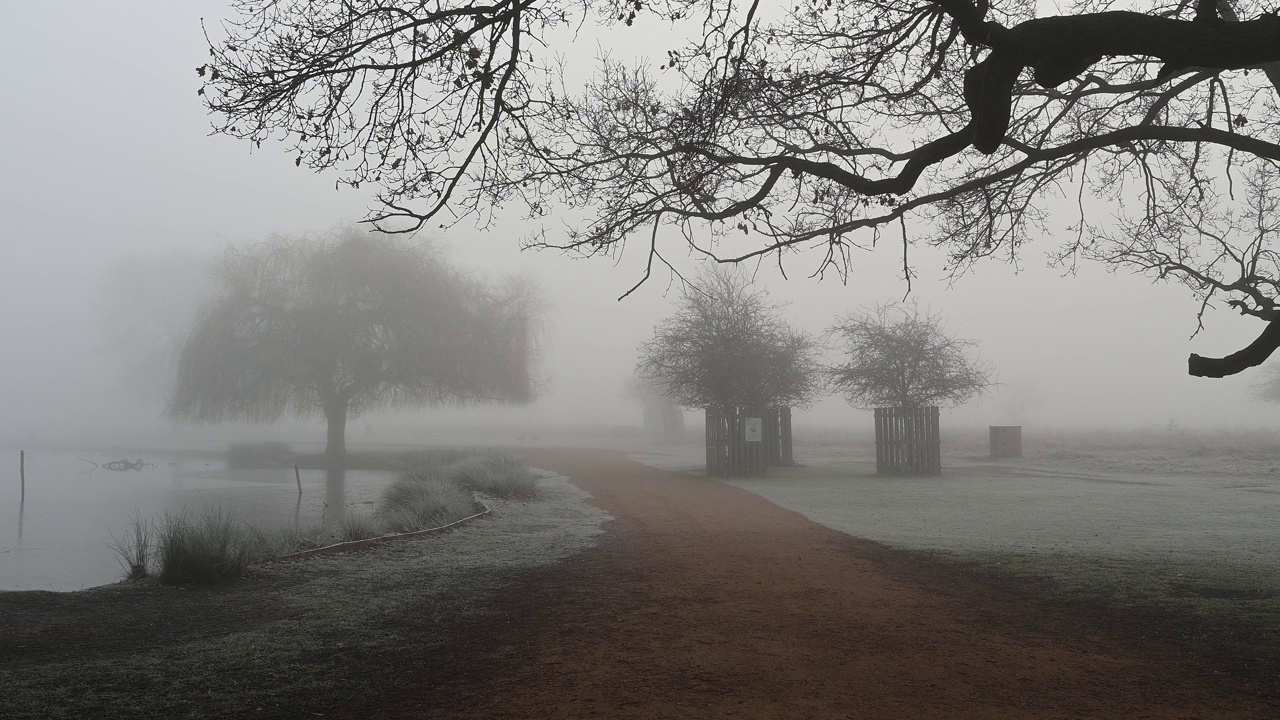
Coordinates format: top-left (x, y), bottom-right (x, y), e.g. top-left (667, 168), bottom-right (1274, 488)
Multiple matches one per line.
top-left (337, 511), bottom-right (383, 542)
top-left (109, 453), bottom-right (536, 580)
top-left (0, 474), bottom-right (610, 720)
top-left (155, 510), bottom-right (254, 585)
top-left (446, 455), bottom-right (540, 499)
top-left (107, 512), bottom-right (153, 581)
top-left (375, 469), bottom-right (477, 533)
top-left (1017, 426), bottom-right (1280, 477)
top-left (247, 523), bottom-right (309, 558)
top-left (789, 423), bottom-right (1280, 477)
top-left (715, 459), bottom-right (1280, 573)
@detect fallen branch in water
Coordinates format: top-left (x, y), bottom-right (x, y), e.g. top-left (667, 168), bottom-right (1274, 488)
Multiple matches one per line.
top-left (102, 459), bottom-right (152, 472)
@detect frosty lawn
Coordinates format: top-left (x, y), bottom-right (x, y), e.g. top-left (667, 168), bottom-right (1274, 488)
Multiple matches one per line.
top-left (0, 473), bottom-right (609, 720)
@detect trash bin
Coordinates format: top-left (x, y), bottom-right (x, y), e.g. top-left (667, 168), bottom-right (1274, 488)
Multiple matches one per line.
top-left (989, 425), bottom-right (1022, 458)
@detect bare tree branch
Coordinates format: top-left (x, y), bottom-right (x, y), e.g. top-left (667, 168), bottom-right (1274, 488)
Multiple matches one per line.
top-left (202, 0), bottom-right (1280, 377)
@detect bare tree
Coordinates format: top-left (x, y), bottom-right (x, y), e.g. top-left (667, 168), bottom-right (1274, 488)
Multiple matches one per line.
top-left (828, 303), bottom-right (995, 409)
top-left (169, 228), bottom-right (544, 459)
top-left (636, 266), bottom-right (823, 413)
top-left (200, 1), bottom-right (1280, 375)
top-left (626, 376), bottom-right (687, 443)
top-left (1247, 364), bottom-right (1280, 405)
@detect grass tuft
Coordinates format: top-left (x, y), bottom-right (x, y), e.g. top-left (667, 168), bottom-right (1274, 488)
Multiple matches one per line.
top-left (246, 524), bottom-right (308, 560)
top-left (338, 512), bottom-right (383, 542)
top-left (108, 511), bottom-right (153, 581)
top-left (445, 456), bottom-right (539, 499)
top-left (376, 470), bottom-right (476, 533)
top-left (155, 509), bottom-right (254, 585)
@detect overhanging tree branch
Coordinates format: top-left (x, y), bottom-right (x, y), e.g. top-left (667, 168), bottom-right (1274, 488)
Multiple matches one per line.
top-left (1190, 319), bottom-right (1280, 376)
top-left (203, 0), bottom-right (1280, 378)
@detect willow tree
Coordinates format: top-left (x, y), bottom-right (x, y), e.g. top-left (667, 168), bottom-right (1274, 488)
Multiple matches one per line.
top-left (201, 1), bottom-right (1280, 376)
top-left (169, 229), bottom-right (542, 459)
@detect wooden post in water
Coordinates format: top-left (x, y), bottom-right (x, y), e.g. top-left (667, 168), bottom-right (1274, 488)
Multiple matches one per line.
top-left (20, 450), bottom-right (25, 502)
top-left (294, 464), bottom-right (302, 497)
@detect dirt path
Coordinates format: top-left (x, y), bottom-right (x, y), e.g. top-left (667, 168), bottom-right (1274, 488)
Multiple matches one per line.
top-left (369, 448), bottom-right (1272, 719)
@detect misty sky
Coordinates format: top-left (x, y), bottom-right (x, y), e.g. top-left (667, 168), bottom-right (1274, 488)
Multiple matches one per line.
top-left (2, 2), bottom-right (1276, 450)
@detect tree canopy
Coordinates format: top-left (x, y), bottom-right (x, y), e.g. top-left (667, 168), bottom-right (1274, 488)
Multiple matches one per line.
top-left (636, 266), bottom-right (823, 411)
top-left (828, 303), bottom-right (995, 409)
top-left (169, 228), bottom-right (543, 458)
top-left (201, 0), bottom-right (1280, 376)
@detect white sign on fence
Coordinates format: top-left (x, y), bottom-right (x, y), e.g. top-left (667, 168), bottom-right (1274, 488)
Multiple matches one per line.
top-left (744, 417), bottom-right (763, 442)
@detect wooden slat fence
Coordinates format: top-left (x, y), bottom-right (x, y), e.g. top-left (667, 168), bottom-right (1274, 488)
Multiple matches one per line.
top-left (779, 407), bottom-right (794, 466)
top-left (873, 406), bottom-right (941, 476)
top-left (705, 406), bottom-right (767, 477)
top-left (760, 407), bottom-right (796, 467)
top-left (763, 408), bottom-right (778, 467)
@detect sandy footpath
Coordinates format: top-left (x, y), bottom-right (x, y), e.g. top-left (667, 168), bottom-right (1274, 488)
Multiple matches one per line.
top-left (366, 447), bottom-right (1275, 719)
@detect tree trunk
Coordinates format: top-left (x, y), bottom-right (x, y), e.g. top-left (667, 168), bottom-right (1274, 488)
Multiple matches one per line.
top-left (324, 401), bottom-right (348, 461)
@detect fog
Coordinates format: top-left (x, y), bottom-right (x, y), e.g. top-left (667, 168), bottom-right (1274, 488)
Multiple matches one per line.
top-left (1, 1), bottom-right (1276, 455)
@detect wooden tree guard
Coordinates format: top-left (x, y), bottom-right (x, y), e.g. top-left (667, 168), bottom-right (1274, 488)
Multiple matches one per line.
top-left (760, 408), bottom-right (796, 467)
top-left (873, 406), bottom-right (941, 476)
top-left (763, 408), bottom-right (780, 467)
top-left (780, 407), bottom-right (794, 466)
top-left (705, 406), bottom-right (766, 477)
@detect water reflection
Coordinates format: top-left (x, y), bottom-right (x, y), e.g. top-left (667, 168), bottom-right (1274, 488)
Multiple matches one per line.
top-left (294, 467), bottom-right (302, 529)
top-left (1, 449), bottom-right (394, 591)
top-left (325, 463), bottom-right (345, 526)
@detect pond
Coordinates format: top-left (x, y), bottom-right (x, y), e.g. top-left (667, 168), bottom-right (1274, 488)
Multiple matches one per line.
top-left (0, 448), bottom-right (397, 592)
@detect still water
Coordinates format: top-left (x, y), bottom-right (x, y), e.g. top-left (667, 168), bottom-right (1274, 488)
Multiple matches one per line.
top-left (0, 448), bottom-right (396, 591)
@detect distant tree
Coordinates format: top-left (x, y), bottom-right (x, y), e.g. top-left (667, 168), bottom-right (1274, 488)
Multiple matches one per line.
top-left (1000, 379), bottom-right (1047, 425)
top-left (1247, 365), bottom-right (1280, 405)
top-left (625, 376), bottom-right (686, 443)
top-left (637, 267), bottom-right (823, 413)
top-left (828, 303), bottom-right (995, 409)
top-left (169, 228), bottom-right (543, 459)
